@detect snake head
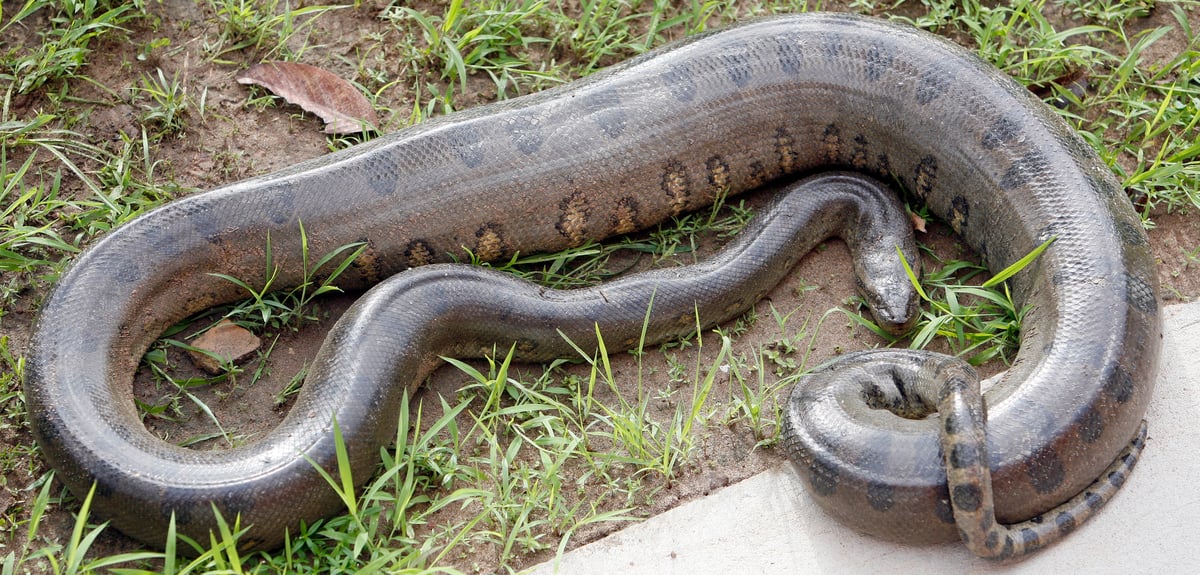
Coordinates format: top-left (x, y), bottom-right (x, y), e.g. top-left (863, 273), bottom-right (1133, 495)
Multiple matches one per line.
top-left (857, 270), bottom-right (920, 336)
top-left (852, 240), bottom-right (921, 337)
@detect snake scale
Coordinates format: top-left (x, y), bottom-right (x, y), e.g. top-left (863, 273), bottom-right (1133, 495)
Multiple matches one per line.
top-left (25, 13), bottom-right (1159, 557)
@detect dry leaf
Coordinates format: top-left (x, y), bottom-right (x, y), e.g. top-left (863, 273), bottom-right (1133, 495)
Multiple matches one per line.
top-left (909, 210), bottom-right (927, 233)
top-left (237, 61), bottom-right (379, 134)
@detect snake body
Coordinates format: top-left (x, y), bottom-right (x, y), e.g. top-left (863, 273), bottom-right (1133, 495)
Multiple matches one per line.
top-left (25, 13), bottom-right (1158, 555)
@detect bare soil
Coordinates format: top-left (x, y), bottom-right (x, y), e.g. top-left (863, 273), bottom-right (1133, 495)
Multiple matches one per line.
top-left (1, 1), bottom-right (1198, 572)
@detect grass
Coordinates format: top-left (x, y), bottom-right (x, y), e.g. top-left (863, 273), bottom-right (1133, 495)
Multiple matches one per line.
top-left (133, 68), bottom-right (193, 139)
top-left (203, 0), bottom-right (344, 61)
top-left (1, 0), bottom-right (146, 95)
top-left (0, 0), bottom-right (1198, 572)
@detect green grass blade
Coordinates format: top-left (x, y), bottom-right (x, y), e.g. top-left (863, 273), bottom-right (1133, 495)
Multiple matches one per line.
top-left (981, 236), bottom-right (1056, 287)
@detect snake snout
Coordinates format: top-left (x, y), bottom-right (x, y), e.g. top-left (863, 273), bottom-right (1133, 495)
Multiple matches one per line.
top-left (856, 271), bottom-right (920, 337)
top-left (875, 290), bottom-right (920, 336)
top-left (872, 306), bottom-right (918, 337)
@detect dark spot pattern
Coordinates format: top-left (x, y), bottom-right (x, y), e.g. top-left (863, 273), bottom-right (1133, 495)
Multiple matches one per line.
top-left (367, 165), bottom-right (397, 196)
top-left (264, 184), bottom-right (295, 225)
top-left (998, 536), bottom-right (1016, 560)
top-left (981, 115), bottom-right (1021, 150)
top-left (866, 481), bottom-right (895, 512)
top-left (1020, 528), bottom-right (1043, 553)
top-left (192, 209), bottom-right (223, 244)
top-left (1103, 363), bottom-right (1135, 404)
top-left (943, 410), bottom-right (963, 435)
top-left (747, 160), bottom-right (768, 188)
top-left (556, 191), bottom-right (591, 246)
top-left (859, 382), bottom-right (888, 411)
top-left (1131, 430), bottom-right (1146, 449)
top-left (1000, 150), bottom-right (1050, 191)
top-left (705, 155), bottom-right (730, 191)
top-left (874, 152), bottom-right (891, 177)
top-left (404, 239), bottom-right (435, 267)
top-left (221, 490), bottom-right (255, 520)
top-left (775, 127), bottom-right (799, 174)
top-left (584, 88), bottom-right (626, 138)
top-left (774, 32), bottom-right (805, 74)
top-left (807, 455), bottom-right (839, 497)
top-left (31, 414), bottom-right (63, 447)
top-left (720, 45), bottom-right (753, 87)
top-left (820, 32), bottom-right (842, 61)
top-left (92, 476), bottom-right (114, 499)
top-left (1090, 170), bottom-right (1124, 202)
top-left (969, 239), bottom-right (990, 270)
top-left (1078, 406), bottom-right (1104, 443)
top-left (350, 241), bottom-right (385, 282)
top-left (474, 223), bottom-right (506, 261)
top-left (984, 529), bottom-right (1000, 551)
top-left (864, 42), bottom-right (893, 82)
top-left (949, 441), bottom-right (980, 468)
top-left (952, 483), bottom-right (983, 513)
top-left (951, 195), bottom-right (970, 230)
top-left (821, 124), bottom-right (842, 163)
top-left (165, 500), bottom-right (191, 525)
top-left (142, 222), bottom-right (188, 258)
top-left (850, 135), bottom-right (871, 169)
top-left (1025, 445), bottom-right (1065, 494)
top-left (515, 338), bottom-right (538, 354)
top-left (661, 160), bottom-right (690, 215)
top-left (1055, 511), bottom-right (1077, 535)
top-left (26, 14), bottom-right (1165, 557)
top-left (504, 112), bottom-right (546, 155)
top-left (913, 155), bottom-right (938, 198)
top-left (916, 67), bottom-right (950, 105)
top-left (361, 147), bottom-right (402, 196)
top-left (612, 196), bottom-right (640, 235)
top-left (115, 262), bottom-right (142, 284)
top-left (661, 64), bottom-right (696, 102)
top-left (445, 124), bottom-right (484, 168)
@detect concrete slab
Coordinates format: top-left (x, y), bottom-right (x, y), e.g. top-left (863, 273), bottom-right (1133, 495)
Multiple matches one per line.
top-left (528, 302), bottom-right (1200, 574)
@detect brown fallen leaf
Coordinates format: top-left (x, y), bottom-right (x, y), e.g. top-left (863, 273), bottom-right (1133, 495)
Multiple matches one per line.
top-left (237, 61), bottom-right (379, 134)
top-left (909, 209), bottom-right (927, 234)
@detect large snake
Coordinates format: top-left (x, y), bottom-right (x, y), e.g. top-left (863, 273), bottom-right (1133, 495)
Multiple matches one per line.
top-left (25, 13), bottom-right (1158, 558)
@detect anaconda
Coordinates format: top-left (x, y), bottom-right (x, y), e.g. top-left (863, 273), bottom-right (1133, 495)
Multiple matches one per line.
top-left (25, 13), bottom-right (1159, 557)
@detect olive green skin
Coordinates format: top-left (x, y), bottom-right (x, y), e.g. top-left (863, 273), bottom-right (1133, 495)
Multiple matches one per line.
top-left (25, 13), bottom-right (1158, 552)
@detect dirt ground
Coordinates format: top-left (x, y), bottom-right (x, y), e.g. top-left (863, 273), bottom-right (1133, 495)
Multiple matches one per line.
top-left (2, 0), bottom-right (1199, 571)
